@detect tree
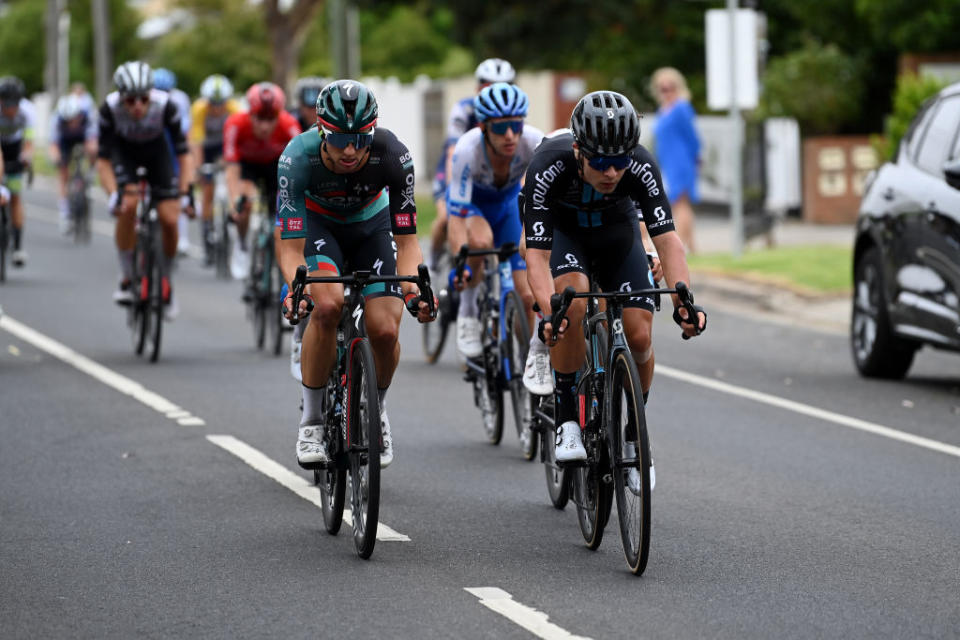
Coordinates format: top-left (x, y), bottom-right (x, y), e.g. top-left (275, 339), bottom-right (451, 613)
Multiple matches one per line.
top-left (264, 0), bottom-right (325, 90)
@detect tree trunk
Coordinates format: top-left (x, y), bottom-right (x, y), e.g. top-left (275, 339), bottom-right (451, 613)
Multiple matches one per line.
top-left (264, 0), bottom-right (324, 95)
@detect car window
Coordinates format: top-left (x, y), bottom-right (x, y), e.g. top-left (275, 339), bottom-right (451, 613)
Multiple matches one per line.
top-left (914, 96), bottom-right (960, 175)
top-left (904, 98), bottom-right (938, 159)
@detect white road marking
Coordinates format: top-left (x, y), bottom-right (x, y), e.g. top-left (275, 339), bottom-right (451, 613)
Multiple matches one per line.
top-left (206, 435), bottom-right (410, 542)
top-left (0, 314), bottom-right (205, 427)
top-left (657, 364), bottom-right (960, 459)
top-left (464, 588), bottom-right (591, 640)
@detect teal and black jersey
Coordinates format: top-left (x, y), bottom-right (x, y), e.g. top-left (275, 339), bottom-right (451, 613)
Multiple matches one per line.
top-left (277, 127), bottom-right (417, 239)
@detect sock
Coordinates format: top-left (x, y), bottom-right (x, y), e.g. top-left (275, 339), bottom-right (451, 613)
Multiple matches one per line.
top-left (528, 331), bottom-right (547, 353)
top-left (118, 249), bottom-right (134, 281)
top-left (554, 371), bottom-right (579, 427)
top-left (178, 213), bottom-right (189, 242)
top-left (58, 197), bottom-right (69, 219)
top-left (460, 286), bottom-right (478, 317)
top-left (12, 227), bottom-right (21, 250)
top-left (300, 384), bottom-right (326, 426)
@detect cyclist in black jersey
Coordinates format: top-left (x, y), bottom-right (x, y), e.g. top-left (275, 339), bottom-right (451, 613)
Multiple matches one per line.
top-left (278, 79), bottom-right (434, 470)
top-left (522, 91), bottom-right (706, 461)
top-left (97, 61), bottom-right (194, 317)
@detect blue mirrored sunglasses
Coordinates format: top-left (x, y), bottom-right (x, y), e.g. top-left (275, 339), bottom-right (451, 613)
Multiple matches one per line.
top-left (488, 120), bottom-right (524, 135)
top-left (585, 153), bottom-right (631, 171)
top-left (321, 128), bottom-right (374, 150)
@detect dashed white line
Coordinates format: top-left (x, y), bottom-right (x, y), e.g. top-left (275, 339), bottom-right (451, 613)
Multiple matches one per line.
top-left (657, 364), bottom-right (960, 459)
top-left (0, 314), bottom-right (205, 426)
top-left (206, 434), bottom-right (410, 542)
top-left (464, 588), bottom-right (591, 640)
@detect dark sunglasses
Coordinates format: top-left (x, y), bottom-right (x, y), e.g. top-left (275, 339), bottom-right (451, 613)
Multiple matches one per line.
top-left (321, 127), bottom-right (374, 150)
top-left (487, 120), bottom-right (524, 135)
top-left (585, 153), bottom-right (631, 171)
top-left (123, 94), bottom-right (150, 106)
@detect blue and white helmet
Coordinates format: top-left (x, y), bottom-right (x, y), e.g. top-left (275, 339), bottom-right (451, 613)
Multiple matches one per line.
top-left (57, 94), bottom-right (84, 120)
top-left (474, 82), bottom-right (528, 122)
top-left (153, 68), bottom-right (177, 91)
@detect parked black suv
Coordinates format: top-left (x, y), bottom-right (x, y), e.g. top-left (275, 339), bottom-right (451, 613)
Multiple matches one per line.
top-left (852, 81), bottom-right (960, 378)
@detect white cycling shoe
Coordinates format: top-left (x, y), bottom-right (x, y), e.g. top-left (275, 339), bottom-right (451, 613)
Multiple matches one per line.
top-left (289, 334), bottom-right (302, 382)
top-left (456, 315), bottom-right (482, 358)
top-left (623, 442), bottom-right (655, 493)
top-left (380, 408), bottom-right (394, 468)
top-left (296, 424), bottom-right (329, 468)
top-left (522, 344), bottom-right (554, 396)
top-left (11, 250), bottom-right (27, 268)
top-left (230, 244), bottom-right (249, 281)
top-left (555, 421), bottom-right (587, 462)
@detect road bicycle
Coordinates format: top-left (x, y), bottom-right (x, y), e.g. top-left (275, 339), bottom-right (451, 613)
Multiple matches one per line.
top-left (0, 164), bottom-right (31, 282)
top-left (199, 161), bottom-right (231, 278)
top-left (66, 145), bottom-right (92, 244)
top-left (126, 167), bottom-right (167, 362)
top-left (243, 194), bottom-right (287, 355)
top-left (455, 243), bottom-right (536, 460)
top-left (289, 263), bottom-right (436, 559)
top-left (421, 245), bottom-right (458, 364)
top-left (541, 279), bottom-right (700, 575)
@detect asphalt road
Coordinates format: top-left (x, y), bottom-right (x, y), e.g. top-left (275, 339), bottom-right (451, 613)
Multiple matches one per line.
top-left (2, 185), bottom-right (959, 639)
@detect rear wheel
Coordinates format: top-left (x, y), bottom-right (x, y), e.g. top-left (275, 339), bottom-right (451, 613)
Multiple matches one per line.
top-left (318, 379), bottom-right (346, 534)
top-left (504, 291), bottom-right (536, 460)
top-left (348, 338), bottom-right (380, 559)
top-left (541, 406), bottom-right (570, 510)
top-left (215, 208), bottom-right (231, 280)
top-left (610, 351), bottom-right (651, 575)
top-left (423, 255), bottom-right (455, 363)
top-left (573, 443), bottom-right (613, 550)
top-left (851, 247), bottom-right (917, 378)
top-left (130, 239), bottom-right (150, 356)
top-left (0, 206), bottom-right (8, 282)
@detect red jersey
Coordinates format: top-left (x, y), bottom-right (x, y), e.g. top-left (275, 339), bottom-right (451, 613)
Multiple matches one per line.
top-left (223, 111), bottom-right (301, 165)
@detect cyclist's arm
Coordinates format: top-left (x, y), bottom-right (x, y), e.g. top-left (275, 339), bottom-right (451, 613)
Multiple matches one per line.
top-left (96, 102), bottom-right (118, 195)
top-left (222, 114), bottom-right (243, 207)
top-left (163, 100), bottom-right (192, 194)
top-left (445, 138), bottom-right (475, 256)
top-left (188, 101), bottom-right (206, 174)
top-left (276, 138), bottom-right (309, 287)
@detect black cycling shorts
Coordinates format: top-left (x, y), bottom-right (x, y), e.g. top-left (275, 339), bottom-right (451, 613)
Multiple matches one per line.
top-left (304, 209), bottom-right (402, 301)
top-left (202, 141), bottom-right (223, 167)
top-left (1, 141), bottom-right (25, 175)
top-left (240, 161), bottom-right (278, 215)
top-left (111, 141), bottom-right (179, 201)
top-left (550, 220), bottom-right (656, 312)
top-left (57, 135), bottom-right (86, 168)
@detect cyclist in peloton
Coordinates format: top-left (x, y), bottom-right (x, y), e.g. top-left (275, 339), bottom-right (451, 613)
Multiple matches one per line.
top-left (153, 68), bottom-right (195, 256)
top-left (292, 77), bottom-right (327, 132)
top-left (0, 76), bottom-right (35, 268)
top-left (223, 82), bottom-right (301, 281)
top-left (278, 79), bottom-right (434, 469)
top-left (428, 58), bottom-right (516, 271)
top-left (522, 91), bottom-right (706, 462)
top-left (446, 84), bottom-right (549, 383)
top-left (49, 84), bottom-right (99, 235)
top-left (189, 74), bottom-right (240, 265)
top-left (97, 61), bottom-right (194, 318)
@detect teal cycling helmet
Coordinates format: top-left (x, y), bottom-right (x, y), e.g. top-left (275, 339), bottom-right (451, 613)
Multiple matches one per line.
top-left (474, 82), bottom-right (528, 122)
top-left (316, 79), bottom-right (378, 132)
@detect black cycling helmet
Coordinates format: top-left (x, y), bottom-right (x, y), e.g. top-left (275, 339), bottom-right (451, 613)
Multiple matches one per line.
top-left (0, 76), bottom-right (25, 105)
top-left (295, 76), bottom-right (328, 109)
top-left (316, 79), bottom-right (378, 132)
top-left (570, 90), bottom-right (640, 156)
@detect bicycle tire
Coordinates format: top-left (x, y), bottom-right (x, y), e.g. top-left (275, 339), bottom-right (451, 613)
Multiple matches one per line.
top-left (541, 414), bottom-right (570, 509)
top-left (503, 290), bottom-right (536, 460)
top-left (610, 351), bottom-right (652, 575)
top-left (270, 265), bottom-right (284, 357)
top-left (148, 231), bottom-right (164, 363)
top-left (0, 206), bottom-right (7, 283)
top-left (348, 338), bottom-right (380, 559)
top-left (215, 207), bottom-right (231, 280)
top-left (131, 240), bottom-right (149, 356)
top-left (421, 301), bottom-right (451, 363)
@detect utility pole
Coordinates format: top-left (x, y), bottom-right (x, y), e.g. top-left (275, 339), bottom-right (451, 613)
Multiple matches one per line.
top-left (329, 0), bottom-right (360, 79)
top-left (91, 0), bottom-right (112, 100)
top-left (727, 0), bottom-right (744, 257)
top-left (45, 0), bottom-right (65, 102)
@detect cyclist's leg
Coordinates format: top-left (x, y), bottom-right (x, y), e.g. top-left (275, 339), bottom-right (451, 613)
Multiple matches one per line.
top-left (111, 156), bottom-right (141, 299)
top-left (2, 143), bottom-right (25, 259)
top-left (300, 221), bottom-right (347, 391)
top-left (56, 138), bottom-right (74, 226)
top-left (489, 192), bottom-right (535, 322)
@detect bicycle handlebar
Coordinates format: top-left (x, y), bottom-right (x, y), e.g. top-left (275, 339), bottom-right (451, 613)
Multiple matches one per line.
top-left (287, 263), bottom-right (436, 326)
top-left (453, 242), bottom-right (517, 286)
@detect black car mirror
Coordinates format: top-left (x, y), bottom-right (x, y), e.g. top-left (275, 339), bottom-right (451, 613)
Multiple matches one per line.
top-left (944, 157), bottom-right (960, 190)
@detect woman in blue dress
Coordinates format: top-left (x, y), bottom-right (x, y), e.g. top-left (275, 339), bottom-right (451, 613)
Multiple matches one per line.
top-left (651, 67), bottom-right (701, 253)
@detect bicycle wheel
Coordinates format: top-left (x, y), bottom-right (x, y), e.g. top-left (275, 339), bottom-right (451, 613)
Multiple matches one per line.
top-left (503, 290), bottom-right (535, 460)
top-left (0, 207), bottom-right (8, 283)
top-left (347, 338), bottom-right (380, 559)
top-left (475, 355), bottom-right (504, 445)
top-left (215, 209), bottom-right (231, 280)
top-left (270, 266), bottom-right (285, 357)
top-left (421, 291), bottom-right (451, 363)
top-left (250, 245), bottom-right (268, 350)
top-left (131, 240), bottom-right (150, 356)
top-left (610, 350), bottom-right (652, 575)
top-left (573, 442), bottom-right (613, 550)
top-left (539, 396), bottom-right (570, 510)
top-left (319, 377), bottom-right (347, 535)
top-left (148, 231), bottom-right (164, 363)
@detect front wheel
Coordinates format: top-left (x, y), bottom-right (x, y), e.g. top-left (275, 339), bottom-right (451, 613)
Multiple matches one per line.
top-left (610, 351), bottom-right (651, 575)
top-left (541, 417), bottom-right (570, 509)
top-left (148, 231), bottom-right (164, 363)
top-left (348, 338), bottom-right (380, 559)
top-left (504, 290), bottom-right (535, 460)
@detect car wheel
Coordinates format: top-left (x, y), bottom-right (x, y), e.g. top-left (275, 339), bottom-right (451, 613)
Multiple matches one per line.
top-left (850, 246), bottom-right (917, 379)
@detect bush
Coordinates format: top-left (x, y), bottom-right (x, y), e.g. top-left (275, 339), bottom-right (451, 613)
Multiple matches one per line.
top-left (871, 72), bottom-right (947, 161)
top-left (758, 40), bottom-right (863, 136)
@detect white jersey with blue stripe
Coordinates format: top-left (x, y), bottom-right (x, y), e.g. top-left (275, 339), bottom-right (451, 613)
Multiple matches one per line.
top-left (447, 125), bottom-right (545, 212)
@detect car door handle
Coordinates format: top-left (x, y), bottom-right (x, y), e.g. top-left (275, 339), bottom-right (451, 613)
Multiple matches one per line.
top-left (882, 187), bottom-right (895, 201)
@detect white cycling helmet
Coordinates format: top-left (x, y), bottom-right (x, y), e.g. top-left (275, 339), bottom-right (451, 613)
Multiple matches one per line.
top-left (57, 94), bottom-right (85, 121)
top-left (113, 61), bottom-right (153, 96)
top-left (475, 58), bottom-right (516, 85)
top-left (200, 74), bottom-right (234, 104)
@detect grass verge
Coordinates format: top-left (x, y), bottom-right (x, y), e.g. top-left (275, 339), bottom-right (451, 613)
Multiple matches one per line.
top-left (688, 245), bottom-right (853, 295)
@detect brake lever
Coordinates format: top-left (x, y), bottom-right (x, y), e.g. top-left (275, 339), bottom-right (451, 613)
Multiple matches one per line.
top-left (288, 265), bottom-right (307, 326)
top-left (417, 263), bottom-right (437, 320)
